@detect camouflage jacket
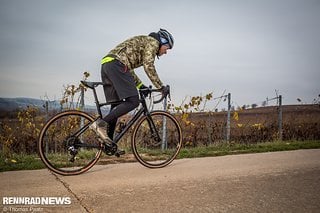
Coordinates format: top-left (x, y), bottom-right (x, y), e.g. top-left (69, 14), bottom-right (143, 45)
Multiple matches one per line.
top-left (107, 35), bottom-right (163, 89)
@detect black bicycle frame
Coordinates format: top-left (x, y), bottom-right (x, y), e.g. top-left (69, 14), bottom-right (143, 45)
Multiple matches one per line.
top-left (72, 85), bottom-right (161, 147)
top-left (113, 95), bottom-right (161, 144)
top-left (113, 107), bottom-right (144, 143)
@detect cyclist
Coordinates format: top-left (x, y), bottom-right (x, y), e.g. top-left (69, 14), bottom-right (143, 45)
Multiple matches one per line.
top-left (90, 28), bottom-right (174, 154)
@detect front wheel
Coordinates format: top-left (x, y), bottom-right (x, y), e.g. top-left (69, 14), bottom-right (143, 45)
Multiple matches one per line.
top-left (38, 110), bottom-right (103, 175)
top-left (132, 111), bottom-right (182, 168)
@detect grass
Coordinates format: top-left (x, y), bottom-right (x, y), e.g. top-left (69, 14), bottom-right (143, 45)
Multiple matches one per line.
top-left (0, 153), bottom-right (44, 172)
top-left (1, 140), bottom-right (320, 172)
top-left (177, 140), bottom-right (320, 159)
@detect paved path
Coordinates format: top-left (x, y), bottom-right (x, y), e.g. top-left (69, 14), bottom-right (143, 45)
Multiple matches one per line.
top-left (1, 149), bottom-right (320, 212)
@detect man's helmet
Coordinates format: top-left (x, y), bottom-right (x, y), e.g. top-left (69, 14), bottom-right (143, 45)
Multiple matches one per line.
top-left (158, 28), bottom-right (174, 49)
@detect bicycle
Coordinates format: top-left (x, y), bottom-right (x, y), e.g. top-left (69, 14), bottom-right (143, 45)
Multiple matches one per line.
top-left (38, 81), bottom-right (182, 176)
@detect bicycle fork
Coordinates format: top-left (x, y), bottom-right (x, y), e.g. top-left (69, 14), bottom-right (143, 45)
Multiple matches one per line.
top-left (145, 114), bottom-right (161, 142)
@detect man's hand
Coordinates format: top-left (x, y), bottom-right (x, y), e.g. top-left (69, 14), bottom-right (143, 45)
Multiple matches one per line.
top-left (139, 84), bottom-right (150, 97)
top-left (161, 85), bottom-right (170, 98)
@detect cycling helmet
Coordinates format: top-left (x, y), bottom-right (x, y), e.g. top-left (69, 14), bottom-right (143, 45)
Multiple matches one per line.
top-left (158, 28), bottom-right (174, 49)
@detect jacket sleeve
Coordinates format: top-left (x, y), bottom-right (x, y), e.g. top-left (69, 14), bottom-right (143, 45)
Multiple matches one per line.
top-left (143, 43), bottom-right (163, 89)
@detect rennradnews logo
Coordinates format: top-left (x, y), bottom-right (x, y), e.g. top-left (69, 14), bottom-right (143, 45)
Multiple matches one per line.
top-left (2, 197), bottom-right (71, 205)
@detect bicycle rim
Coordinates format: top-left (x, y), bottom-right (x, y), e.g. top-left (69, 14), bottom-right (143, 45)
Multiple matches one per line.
top-left (38, 110), bottom-right (102, 175)
top-left (132, 111), bottom-right (182, 168)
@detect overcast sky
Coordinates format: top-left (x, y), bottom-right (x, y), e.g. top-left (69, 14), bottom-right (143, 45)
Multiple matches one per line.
top-left (0, 0), bottom-right (319, 109)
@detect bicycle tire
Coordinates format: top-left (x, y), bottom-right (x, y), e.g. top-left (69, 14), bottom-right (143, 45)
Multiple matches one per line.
top-left (38, 110), bottom-right (103, 175)
top-left (132, 111), bottom-right (182, 168)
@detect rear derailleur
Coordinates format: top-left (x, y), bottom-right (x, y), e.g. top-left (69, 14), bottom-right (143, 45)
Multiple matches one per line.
top-left (68, 146), bottom-right (78, 162)
top-left (65, 137), bottom-right (79, 162)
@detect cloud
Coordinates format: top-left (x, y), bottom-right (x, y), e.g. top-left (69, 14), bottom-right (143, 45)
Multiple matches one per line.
top-left (0, 0), bottom-right (319, 108)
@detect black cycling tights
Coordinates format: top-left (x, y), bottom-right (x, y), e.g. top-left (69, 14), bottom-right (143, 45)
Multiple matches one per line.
top-left (102, 95), bottom-right (139, 139)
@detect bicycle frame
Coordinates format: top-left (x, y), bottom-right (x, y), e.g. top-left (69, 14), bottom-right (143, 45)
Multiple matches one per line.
top-left (38, 81), bottom-right (181, 174)
top-left (73, 84), bottom-right (161, 147)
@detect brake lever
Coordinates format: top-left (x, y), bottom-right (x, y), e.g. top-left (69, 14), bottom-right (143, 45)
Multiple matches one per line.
top-left (148, 85), bottom-right (152, 98)
top-left (166, 85), bottom-right (171, 101)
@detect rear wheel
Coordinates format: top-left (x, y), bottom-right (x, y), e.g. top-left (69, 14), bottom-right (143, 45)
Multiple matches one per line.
top-left (132, 111), bottom-right (182, 168)
top-left (38, 110), bottom-right (103, 175)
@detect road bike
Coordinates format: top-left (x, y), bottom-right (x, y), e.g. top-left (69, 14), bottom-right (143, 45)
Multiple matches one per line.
top-left (38, 81), bottom-right (182, 175)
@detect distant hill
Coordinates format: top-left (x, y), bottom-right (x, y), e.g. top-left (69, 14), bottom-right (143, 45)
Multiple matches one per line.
top-left (0, 97), bottom-right (100, 112)
top-left (0, 97), bottom-right (58, 111)
top-left (0, 97), bottom-right (112, 120)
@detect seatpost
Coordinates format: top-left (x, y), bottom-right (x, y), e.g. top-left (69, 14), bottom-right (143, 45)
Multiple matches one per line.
top-left (92, 87), bottom-right (102, 117)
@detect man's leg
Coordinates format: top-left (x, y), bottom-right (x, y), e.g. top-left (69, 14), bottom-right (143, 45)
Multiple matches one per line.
top-left (102, 95), bottom-right (139, 124)
top-left (106, 104), bottom-right (118, 140)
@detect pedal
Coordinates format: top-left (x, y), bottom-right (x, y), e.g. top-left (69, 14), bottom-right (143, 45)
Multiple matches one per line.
top-left (115, 149), bottom-right (125, 158)
top-left (69, 156), bottom-right (75, 162)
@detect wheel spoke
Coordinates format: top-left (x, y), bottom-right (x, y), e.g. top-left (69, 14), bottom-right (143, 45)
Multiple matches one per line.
top-left (132, 111), bottom-right (182, 168)
top-left (38, 110), bottom-right (102, 175)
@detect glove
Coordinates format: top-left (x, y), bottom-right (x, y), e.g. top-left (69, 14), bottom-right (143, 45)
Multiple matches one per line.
top-left (161, 85), bottom-right (170, 100)
top-left (138, 84), bottom-right (150, 97)
top-left (161, 85), bottom-right (170, 95)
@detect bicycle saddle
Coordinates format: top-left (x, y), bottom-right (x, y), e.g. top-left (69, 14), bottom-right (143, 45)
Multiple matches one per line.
top-left (81, 81), bottom-right (104, 89)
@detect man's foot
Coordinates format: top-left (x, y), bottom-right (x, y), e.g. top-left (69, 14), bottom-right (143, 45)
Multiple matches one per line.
top-left (115, 149), bottom-right (125, 157)
top-left (89, 119), bottom-right (112, 143)
top-left (103, 143), bottom-right (125, 157)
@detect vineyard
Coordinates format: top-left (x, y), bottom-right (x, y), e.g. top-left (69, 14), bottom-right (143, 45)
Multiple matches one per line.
top-left (180, 104), bottom-right (320, 146)
top-left (0, 103), bottom-right (319, 157)
top-left (0, 73), bottom-right (319, 157)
